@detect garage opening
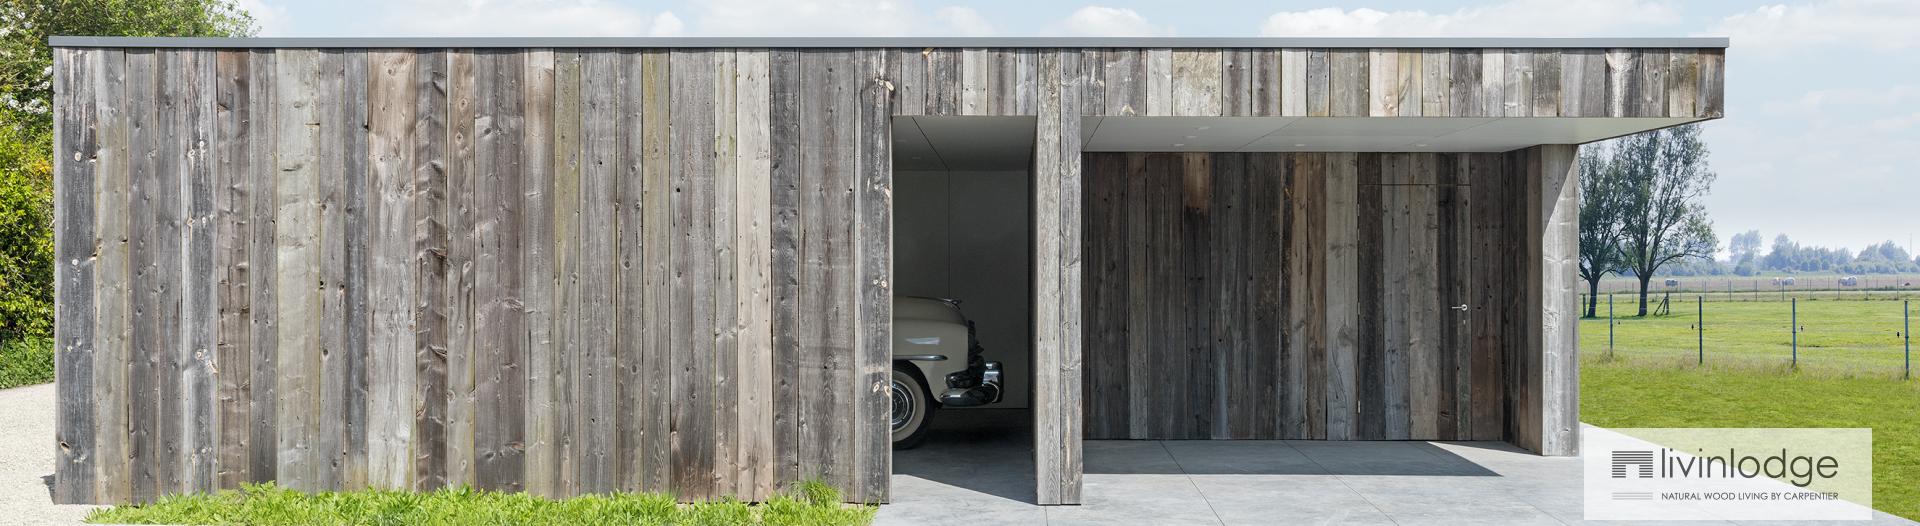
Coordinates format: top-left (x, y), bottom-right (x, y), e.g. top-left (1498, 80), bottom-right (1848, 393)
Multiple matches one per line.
top-left (888, 116), bottom-right (1039, 504)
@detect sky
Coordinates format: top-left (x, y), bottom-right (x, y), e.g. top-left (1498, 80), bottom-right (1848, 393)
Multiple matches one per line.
top-left (237, 0), bottom-right (1920, 256)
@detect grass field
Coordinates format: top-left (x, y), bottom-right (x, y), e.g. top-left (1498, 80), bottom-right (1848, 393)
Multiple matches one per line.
top-left (1582, 352), bottom-right (1920, 520)
top-left (1579, 296), bottom-right (1915, 378)
top-left (86, 481), bottom-right (876, 526)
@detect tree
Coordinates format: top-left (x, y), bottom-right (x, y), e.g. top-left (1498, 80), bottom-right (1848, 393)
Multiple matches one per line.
top-left (0, 0), bottom-right (253, 338)
top-left (1728, 230), bottom-right (1762, 263)
top-left (1616, 124), bottom-right (1718, 316)
top-left (1577, 141), bottom-right (1630, 318)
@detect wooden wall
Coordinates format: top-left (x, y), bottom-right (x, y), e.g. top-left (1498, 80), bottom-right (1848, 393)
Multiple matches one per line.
top-left (56, 43), bottom-right (1676, 506)
top-left (891, 47), bottom-right (1723, 119)
top-left (50, 47), bottom-right (892, 505)
top-left (1082, 150), bottom-right (1570, 447)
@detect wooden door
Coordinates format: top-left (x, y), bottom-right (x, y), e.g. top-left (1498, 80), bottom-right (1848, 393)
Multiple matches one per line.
top-left (1356, 153), bottom-right (1474, 441)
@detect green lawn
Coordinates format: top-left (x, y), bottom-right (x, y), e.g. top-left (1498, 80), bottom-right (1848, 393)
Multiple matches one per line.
top-left (87, 481), bottom-right (875, 526)
top-left (1582, 356), bottom-right (1920, 521)
top-left (1580, 296), bottom-right (1915, 377)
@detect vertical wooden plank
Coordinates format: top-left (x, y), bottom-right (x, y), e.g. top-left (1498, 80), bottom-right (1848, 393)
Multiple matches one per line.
top-left (270, 48), bottom-right (320, 493)
top-left (1284, 154), bottom-right (1323, 439)
top-left (92, 47), bottom-right (134, 502)
top-left (638, 50), bottom-right (674, 493)
top-left (338, 50), bottom-right (372, 492)
top-left (823, 49), bottom-right (862, 499)
top-left (410, 49), bottom-right (450, 491)
top-left (1181, 153), bottom-right (1212, 440)
top-left (311, 49), bottom-right (348, 492)
top-left (244, 50), bottom-right (278, 487)
top-left (854, 49), bottom-right (892, 503)
top-left (767, 48), bottom-right (802, 491)
top-left (1404, 155), bottom-right (1439, 442)
top-left (127, 48), bottom-right (165, 501)
top-left (888, 48), bottom-right (926, 116)
top-left (1468, 153), bottom-right (1509, 442)
top-left (1438, 155), bottom-right (1473, 440)
top-left (1637, 49), bottom-right (1668, 118)
top-left (1395, 50), bottom-right (1422, 117)
top-left (1323, 153), bottom-right (1358, 441)
top-left (1278, 50), bottom-right (1306, 116)
top-left (1532, 51), bottom-right (1561, 118)
top-left (1171, 50), bottom-right (1221, 117)
top-left (1033, 49), bottom-right (1064, 504)
top-left (1078, 48), bottom-right (1104, 117)
top-left (610, 49), bottom-right (642, 494)
top-left (1104, 49), bottom-right (1143, 116)
top-left (1145, 49), bottom-right (1173, 116)
top-left (53, 47), bottom-right (98, 504)
top-left (541, 49), bottom-right (578, 497)
top-left (1123, 153), bottom-right (1150, 439)
top-left (1219, 49), bottom-right (1252, 117)
top-left (1449, 50), bottom-right (1481, 117)
top-left (365, 50), bottom-right (418, 491)
top-left (519, 49), bottom-right (557, 496)
top-left (1327, 50), bottom-right (1366, 117)
top-left (209, 49), bottom-right (253, 492)
top-left (710, 49), bottom-right (741, 499)
top-left (1606, 49), bottom-right (1635, 118)
top-left (1366, 49), bottom-right (1398, 117)
top-left (1667, 49), bottom-right (1698, 119)
top-left (1251, 50), bottom-right (1281, 117)
top-left (670, 49), bottom-right (717, 501)
top-left (1697, 49), bottom-right (1724, 118)
top-left (472, 50), bottom-right (531, 493)
top-left (1059, 48), bottom-right (1086, 505)
top-left (1501, 49), bottom-right (1533, 117)
top-left (178, 49), bottom-right (219, 495)
top-left (1244, 153), bottom-right (1281, 439)
top-left (1558, 50), bottom-right (1593, 117)
top-left (1017, 49), bottom-right (1039, 115)
top-left (926, 48), bottom-right (960, 116)
top-left (444, 49), bottom-right (478, 489)
top-left (1419, 49), bottom-right (1450, 117)
top-left (1479, 50), bottom-right (1505, 117)
top-left (577, 50), bottom-right (619, 494)
top-left (1207, 153), bottom-right (1238, 438)
top-left (961, 48), bottom-right (987, 115)
top-left (735, 49), bottom-right (775, 502)
top-left (1304, 50), bottom-right (1330, 117)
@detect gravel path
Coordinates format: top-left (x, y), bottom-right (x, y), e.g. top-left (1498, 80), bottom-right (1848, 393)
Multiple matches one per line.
top-left (0, 383), bottom-right (100, 525)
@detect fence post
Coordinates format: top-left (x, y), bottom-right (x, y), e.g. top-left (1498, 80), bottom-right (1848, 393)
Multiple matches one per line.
top-left (1905, 300), bottom-right (1910, 380)
top-left (1608, 294), bottom-right (1615, 359)
top-left (1791, 298), bottom-right (1797, 368)
top-left (1697, 296), bottom-right (1704, 365)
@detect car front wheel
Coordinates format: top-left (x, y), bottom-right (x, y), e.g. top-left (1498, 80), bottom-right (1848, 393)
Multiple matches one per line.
top-left (891, 364), bottom-right (935, 449)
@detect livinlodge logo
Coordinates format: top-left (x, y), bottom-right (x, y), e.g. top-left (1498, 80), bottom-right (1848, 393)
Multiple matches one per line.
top-left (1583, 428), bottom-right (1872, 521)
top-left (1608, 447), bottom-right (1842, 488)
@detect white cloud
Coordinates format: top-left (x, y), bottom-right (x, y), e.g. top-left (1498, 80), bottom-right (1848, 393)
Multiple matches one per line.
top-left (936, 6), bottom-right (995, 36)
top-left (1054, 6), bottom-right (1164, 36)
top-left (1710, 1), bottom-right (1920, 56)
top-left (234, 0), bottom-right (290, 37)
top-left (686, 0), bottom-right (917, 36)
top-left (1258, 0), bottom-right (1682, 37)
top-left (363, 0), bottom-right (678, 37)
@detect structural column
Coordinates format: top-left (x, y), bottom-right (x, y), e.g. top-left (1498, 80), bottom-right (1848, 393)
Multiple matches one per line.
top-left (1033, 49), bottom-right (1084, 505)
top-left (1522, 144), bottom-right (1580, 456)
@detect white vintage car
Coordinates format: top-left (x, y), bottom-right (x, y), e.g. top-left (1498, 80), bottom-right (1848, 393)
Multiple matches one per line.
top-left (891, 296), bottom-right (1003, 449)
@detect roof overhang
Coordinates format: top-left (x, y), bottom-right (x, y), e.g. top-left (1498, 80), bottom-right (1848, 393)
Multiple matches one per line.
top-left (49, 36), bottom-right (1730, 49)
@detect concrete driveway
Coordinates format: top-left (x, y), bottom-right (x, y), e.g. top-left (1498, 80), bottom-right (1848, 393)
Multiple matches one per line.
top-left (0, 383), bottom-right (100, 526)
top-left (881, 409), bottom-right (1914, 526)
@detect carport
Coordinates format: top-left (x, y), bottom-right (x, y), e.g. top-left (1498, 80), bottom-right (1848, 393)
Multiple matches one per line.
top-left (50, 36), bottom-right (1724, 507)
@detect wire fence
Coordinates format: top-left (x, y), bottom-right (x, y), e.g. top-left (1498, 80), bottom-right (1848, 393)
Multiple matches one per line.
top-left (1578, 293), bottom-right (1915, 380)
top-left (1590, 274), bottom-right (1920, 301)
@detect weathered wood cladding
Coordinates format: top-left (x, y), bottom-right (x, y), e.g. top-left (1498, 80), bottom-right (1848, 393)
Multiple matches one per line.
top-left (52, 47), bottom-right (890, 505)
top-left (887, 47), bottom-right (1721, 118)
top-left (1082, 151), bottom-right (1556, 445)
top-left (56, 43), bottom-right (1661, 506)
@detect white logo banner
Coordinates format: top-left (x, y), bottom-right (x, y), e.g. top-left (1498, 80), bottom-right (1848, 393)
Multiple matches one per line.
top-left (1584, 428), bottom-right (1874, 521)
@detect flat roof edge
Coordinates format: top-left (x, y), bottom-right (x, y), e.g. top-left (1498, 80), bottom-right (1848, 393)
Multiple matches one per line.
top-left (49, 36), bottom-right (1730, 49)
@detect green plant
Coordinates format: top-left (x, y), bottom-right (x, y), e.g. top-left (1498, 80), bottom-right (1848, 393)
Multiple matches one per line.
top-left (0, 335), bottom-right (53, 388)
top-left (84, 481), bottom-right (878, 526)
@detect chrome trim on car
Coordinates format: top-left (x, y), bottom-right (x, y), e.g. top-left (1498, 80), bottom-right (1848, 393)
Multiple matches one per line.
top-left (897, 354), bottom-right (948, 362)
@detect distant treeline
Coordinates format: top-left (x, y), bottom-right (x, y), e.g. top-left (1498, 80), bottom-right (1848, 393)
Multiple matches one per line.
top-left (1652, 232), bottom-right (1918, 277)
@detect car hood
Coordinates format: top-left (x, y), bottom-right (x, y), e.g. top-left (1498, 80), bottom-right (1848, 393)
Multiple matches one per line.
top-left (894, 296), bottom-right (965, 326)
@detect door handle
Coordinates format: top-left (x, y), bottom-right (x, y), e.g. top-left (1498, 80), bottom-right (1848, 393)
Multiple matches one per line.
top-left (1450, 304), bottom-right (1469, 311)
